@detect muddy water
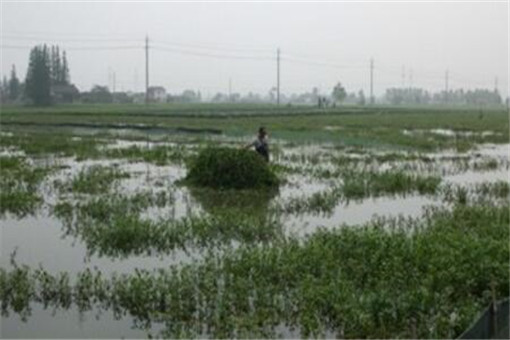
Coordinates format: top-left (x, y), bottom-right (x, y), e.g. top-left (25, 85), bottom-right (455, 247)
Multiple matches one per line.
top-left (1, 141), bottom-right (509, 338)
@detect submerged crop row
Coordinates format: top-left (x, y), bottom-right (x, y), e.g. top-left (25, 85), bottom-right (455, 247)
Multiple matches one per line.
top-left (1, 201), bottom-right (507, 338)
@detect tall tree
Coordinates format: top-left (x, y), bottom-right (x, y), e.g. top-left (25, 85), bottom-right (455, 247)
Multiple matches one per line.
top-left (1, 76), bottom-right (8, 102)
top-left (50, 46), bottom-right (56, 85)
top-left (25, 45), bottom-right (52, 106)
top-left (8, 65), bottom-right (20, 101)
top-left (331, 82), bottom-right (347, 103)
top-left (48, 46), bottom-right (70, 85)
top-left (61, 51), bottom-right (70, 84)
top-left (54, 45), bottom-right (61, 84)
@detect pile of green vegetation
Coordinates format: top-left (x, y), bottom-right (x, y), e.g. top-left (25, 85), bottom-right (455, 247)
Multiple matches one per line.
top-left (185, 147), bottom-right (279, 189)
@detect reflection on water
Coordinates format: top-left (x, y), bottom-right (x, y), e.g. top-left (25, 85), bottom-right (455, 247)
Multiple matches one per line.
top-left (188, 185), bottom-right (278, 218)
top-left (284, 195), bottom-right (437, 237)
top-left (0, 212), bottom-right (198, 276)
top-left (1, 303), bottom-right (158, 339)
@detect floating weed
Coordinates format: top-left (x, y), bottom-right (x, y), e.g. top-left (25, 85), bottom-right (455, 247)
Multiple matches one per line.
top-left (0, 156), bottom-right (53, 217)
top-left (342, 169), bottom-right (441, 198)
top-left (472, 158), bottom-right (500, 171)
top-left (53, 192), bottom-right (281, 257)
top-left (440, 181), bottom-right (510, 205)
top-left (0, 133), bottom-right (104, 159)
top-left (1, 202), bottom-right (508, 338)
top-left (105, 145), bottom-right (190, 165)
top-left (53, 190), bottom-right (175, 233)
top-left (276, 169), bottom-right (441, 215)
top-left (57, 165), bottom-right (130, 195)
top-left (277, 187), bottom-right (342, 215)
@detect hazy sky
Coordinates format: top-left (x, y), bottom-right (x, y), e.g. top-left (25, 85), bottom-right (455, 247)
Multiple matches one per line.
top-left (1, 1), bottom-right (508, 98)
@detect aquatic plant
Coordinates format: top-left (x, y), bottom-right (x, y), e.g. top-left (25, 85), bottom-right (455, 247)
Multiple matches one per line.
top-left (1, 202), bottom-right (507, 338)
top-left (276, 169), bottom-right (441, 216)
top-left (0, 156), bottom-right (52, 217)
top-left (185, 147), bottom-right (279, 189)
top-left (0, 133), bottom-right (103, 159)
top-left (58, 165), bottom-right (129, 195)
top-left (341, 169), bottom-right (441, 199)
top-left (440, 181), bottom-right (510, 205)
top-left (53, 192), bottom-right (282, 257)
top-left (105, 145), bottom-right (190, 165)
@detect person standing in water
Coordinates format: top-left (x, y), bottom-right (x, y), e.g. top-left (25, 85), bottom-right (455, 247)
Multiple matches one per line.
top-left (246, 126), bottom-right (269, 162)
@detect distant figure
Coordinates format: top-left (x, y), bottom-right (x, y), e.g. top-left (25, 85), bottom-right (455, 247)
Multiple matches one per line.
top-left (246, 126), bottom-right (269, 162)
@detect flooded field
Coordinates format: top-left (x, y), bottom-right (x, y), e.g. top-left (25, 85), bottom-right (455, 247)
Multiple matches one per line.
top-left (1, 108), bottom-right (509, 338)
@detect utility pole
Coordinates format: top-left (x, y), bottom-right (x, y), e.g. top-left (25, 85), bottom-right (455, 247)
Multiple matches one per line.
top-left (370, 58), bottom-right (374, 105)
top-left (494, 76), bottom-right (498, 92)
top-left (277, 48), bottom-right (280, 106)
top-left (145, 35), bottom-right (149, 105)
top-left (445, 69), bottom-right (449, 103)
top-left (113, 71), bottom-right (116, 94)
top-left (409, 69), bottom-right (413, 89)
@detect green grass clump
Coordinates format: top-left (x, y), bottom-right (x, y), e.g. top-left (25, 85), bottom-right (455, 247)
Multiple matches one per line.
top-left (106, 145), bottom-right (189, 165)
top-left (185, 147), bottom-right (279, 189)
top-left (277, 169), bottom-right (441, 216)
top-left (66, 165), bottom-right (129, 195)
top-left (0, 156), bottom-right (51, 217)
top-left (341, 169), bottom-right (441, 199)
top-left (0, 133), bottom-right (103, 159)
top-left (53, 193), bottom-right (281, 257)
top-left (440, 181), bottom-right (510, 205)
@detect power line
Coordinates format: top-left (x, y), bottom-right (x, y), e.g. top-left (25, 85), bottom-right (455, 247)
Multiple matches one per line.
top-left (67, 46), bottom-right (142, 51)
top-left (152, 39), bottom-right (273, 54)
top-left (2, 34), bottom-right (503, 96)
top-left (151, 45), bottom-right (273, 61)
top-left (282, 54), bottom-right (365, 70)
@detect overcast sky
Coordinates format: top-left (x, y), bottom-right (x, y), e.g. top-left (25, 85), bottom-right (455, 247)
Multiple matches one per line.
top-left (1, 1), bottom-right (508, 98)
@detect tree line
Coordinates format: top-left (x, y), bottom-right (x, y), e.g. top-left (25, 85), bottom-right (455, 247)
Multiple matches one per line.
top-left (1, 44), bottom-right (507, 108)
top-left (1, 45), bottom-right (71, 106)
top-left (384, 87), bottom-right (503, 107)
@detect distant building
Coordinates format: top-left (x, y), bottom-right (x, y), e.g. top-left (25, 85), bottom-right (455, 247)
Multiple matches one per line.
top-left (148, 86), bottom-right (166, 102)
top-left (51, 84), bottom-right (80, 103)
